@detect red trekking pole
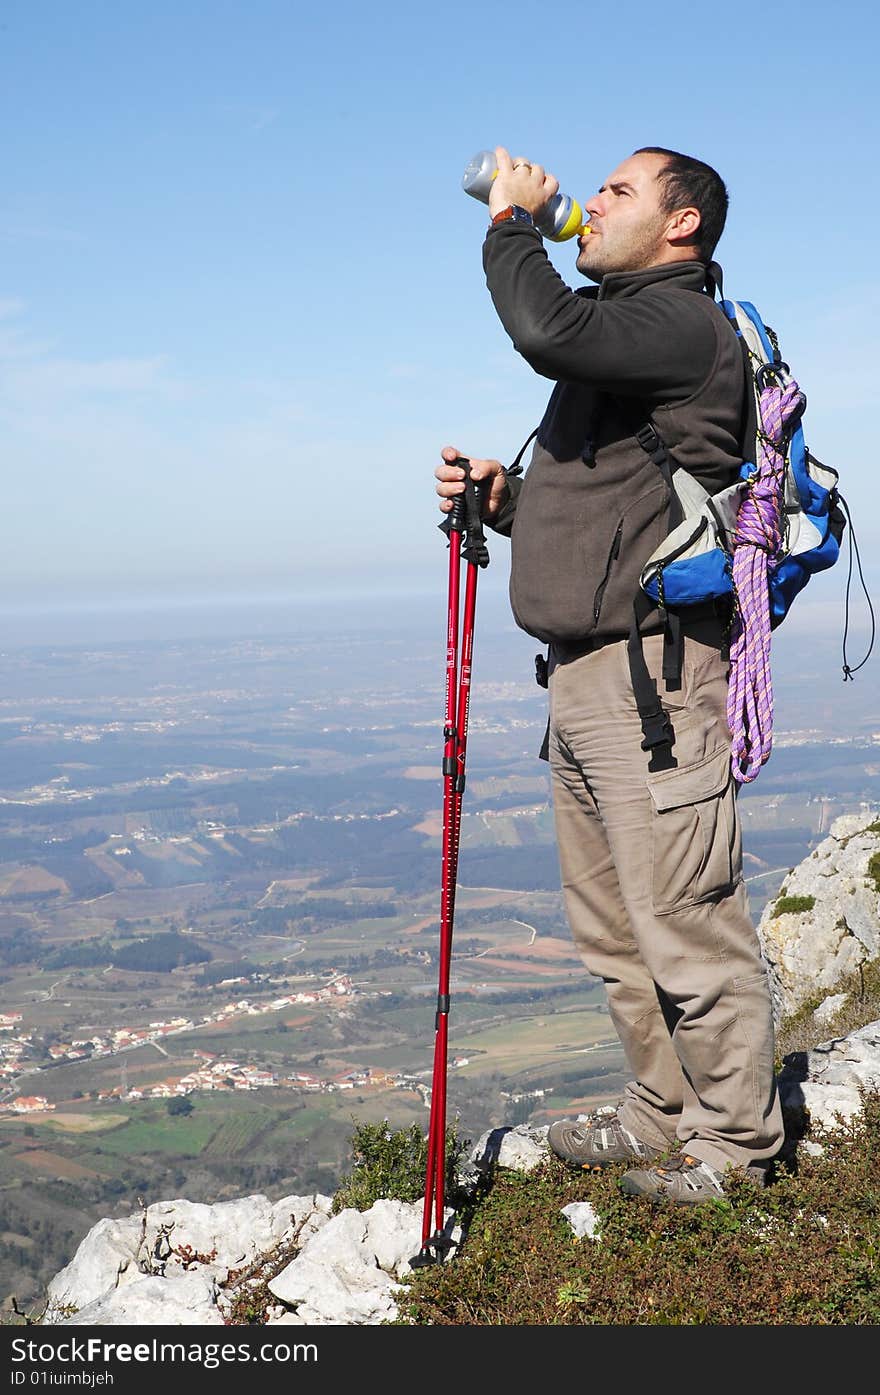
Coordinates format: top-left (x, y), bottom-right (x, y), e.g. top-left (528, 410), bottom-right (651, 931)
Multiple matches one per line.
top-left (411, 458), bottom-right (489, 1267)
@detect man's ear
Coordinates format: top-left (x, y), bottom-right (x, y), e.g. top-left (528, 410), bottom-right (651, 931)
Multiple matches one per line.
top-left (667, 206), bottom-right (701, 247)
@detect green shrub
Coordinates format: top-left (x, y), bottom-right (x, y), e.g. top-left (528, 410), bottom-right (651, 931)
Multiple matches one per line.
top-left (166, 1097), bottom-right (194, 1117)
top-left (867, 853), bottom-right (880, 895)
top-left (332, 1120), bottom-right (466, 1214)
top-left (773, 894), bottom-right (816, 916)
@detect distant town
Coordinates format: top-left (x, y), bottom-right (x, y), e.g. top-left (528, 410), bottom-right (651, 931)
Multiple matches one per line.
top-left (0, 972), bottom-right (458, 1113)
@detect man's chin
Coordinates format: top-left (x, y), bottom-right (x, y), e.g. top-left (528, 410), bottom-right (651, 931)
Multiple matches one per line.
top-left (575, 249), bottom-right (604, 284)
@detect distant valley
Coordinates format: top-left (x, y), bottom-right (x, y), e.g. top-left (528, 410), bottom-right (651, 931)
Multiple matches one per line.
top-left (0, 598), bottom-right (877, 1308)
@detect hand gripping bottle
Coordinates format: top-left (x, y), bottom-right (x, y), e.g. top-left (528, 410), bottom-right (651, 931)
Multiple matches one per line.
top-left (461, 149), bottom-right (589, 242)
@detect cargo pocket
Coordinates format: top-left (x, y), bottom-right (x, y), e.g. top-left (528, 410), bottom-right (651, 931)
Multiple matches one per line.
top-left (647, 744), bottom-right (736, 915)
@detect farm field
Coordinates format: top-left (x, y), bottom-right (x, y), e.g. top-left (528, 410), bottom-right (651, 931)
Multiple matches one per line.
top-left (448, 1005), bottom-right (615, 1078)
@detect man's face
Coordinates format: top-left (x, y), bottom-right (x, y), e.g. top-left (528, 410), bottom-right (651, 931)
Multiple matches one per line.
top-left (575, 152), bottom-right (673, 282)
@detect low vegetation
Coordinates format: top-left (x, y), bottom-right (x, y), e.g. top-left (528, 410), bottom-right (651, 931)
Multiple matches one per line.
top-left (772, 894), bottom-right (816, 916)
top-left (331, 1119), bottom-right (465, 1214)
top-left (394, 1093), bottom-right (880, 1325)
top-left (775, 948), bottom-right (880, 1062)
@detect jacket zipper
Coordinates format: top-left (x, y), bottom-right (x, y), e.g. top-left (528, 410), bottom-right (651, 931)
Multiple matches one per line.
top-left (593, 520), bottom-right (624, 623)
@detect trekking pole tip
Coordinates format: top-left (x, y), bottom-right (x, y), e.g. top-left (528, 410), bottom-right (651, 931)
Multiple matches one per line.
top-left (409, 1245), bottom-right (437, 1268)
top-left (410, 1230), bottom-right (458, 1268)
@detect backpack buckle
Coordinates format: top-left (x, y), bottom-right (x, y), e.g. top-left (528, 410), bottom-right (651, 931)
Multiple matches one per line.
top-left (755, 360), bottom-right (790, 391)
top-left (639, 709), bottom-right (674, 752)
top-left (636, 424), bottom-right (661, 454)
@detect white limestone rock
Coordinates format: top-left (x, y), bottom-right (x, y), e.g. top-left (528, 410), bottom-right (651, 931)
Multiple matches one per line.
top-left (267, 1199), bottom-right (432, 1325)
top-left (779, 1019), bottom-right (880, 1130)
top-left (561, 1202), bottom-right (601, 1240)
top-left (756, 813), bottom-right (880, 1023)
top-left (139, 1193), bottom-right (331, 1279)
top-left (363, 1197), bottom-right (425, 1276)
top-left (469, 1123), bottom-right (550, 1175)
top-left (270, 1253), bottom-right (400, 1326)
top-left (44, 1193), bottom-right (332, 1326)
top-left (812, 993), bottom-right (849, 1027)
top-left (53, 1274), bottom-right (223, 1327)
top-left (44, 1216), bottom-right (144, 1316)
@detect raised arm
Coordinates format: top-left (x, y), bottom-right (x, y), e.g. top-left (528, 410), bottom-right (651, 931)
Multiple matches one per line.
top-left (482, 224), bottom-right (716, 401)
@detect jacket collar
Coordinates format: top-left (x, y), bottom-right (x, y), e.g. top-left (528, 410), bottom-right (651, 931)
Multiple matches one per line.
top-left (597, 260), bottom-right (709, 302)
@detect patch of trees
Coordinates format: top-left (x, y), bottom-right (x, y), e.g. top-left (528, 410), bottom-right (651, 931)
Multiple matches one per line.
top-left (166, 1097), bottom-right (194, 1116)
top-left (449, 846), bottom-right (562, 891)
top-left (270, 815), bottom-right (433, 889)
top-left (44, 938), bottom-right (115, 970)
top-left (0, 925), bottom-right (42, 965)
top-left (6, 888), bottom-right (60, 903)
top-left (273, 946), bottom-right (418, 977)
top-left (477, 981), bottom-right (593, 1006)
top-left (255, 899), bottom-right (397, 934)
top-left (146, 807), bottom-right (197, 836)
top-left (113, 931), bottom-right (212, 973)
top-left (356, 991), bottom-right (409, 1013)
top-left (455, 907), bottom-right (567, 937)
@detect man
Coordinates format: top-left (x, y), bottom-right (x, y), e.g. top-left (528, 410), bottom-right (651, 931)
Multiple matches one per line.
top-left (435, 145), bottom-right (784, 1204)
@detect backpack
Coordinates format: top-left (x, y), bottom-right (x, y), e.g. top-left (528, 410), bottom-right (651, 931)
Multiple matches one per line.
top-left (638, 286), bottom-right (844, 627)
top-left (627, 264), bottom-right (871, 784)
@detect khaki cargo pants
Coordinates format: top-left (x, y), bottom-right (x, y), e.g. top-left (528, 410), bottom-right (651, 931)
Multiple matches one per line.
top-left (547, 619), bottom-right (784, 1173)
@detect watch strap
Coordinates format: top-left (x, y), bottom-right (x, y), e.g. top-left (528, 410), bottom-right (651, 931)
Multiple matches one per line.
top-left (490, 205), bottom-right (534, 228)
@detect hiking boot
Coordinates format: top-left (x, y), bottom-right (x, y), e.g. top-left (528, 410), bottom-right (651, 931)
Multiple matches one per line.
top-left (620, 1152), bottom-right (767, 1205)
top-left (548, 1109), bottom-right (665, 1171)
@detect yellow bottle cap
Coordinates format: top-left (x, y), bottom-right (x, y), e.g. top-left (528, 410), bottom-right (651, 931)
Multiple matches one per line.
top-left (551, 200), bottom-right (588, 242)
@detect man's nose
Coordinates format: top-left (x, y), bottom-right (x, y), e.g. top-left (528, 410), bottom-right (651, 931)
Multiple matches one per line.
top-left (584, 194), bottom-right (604, 220)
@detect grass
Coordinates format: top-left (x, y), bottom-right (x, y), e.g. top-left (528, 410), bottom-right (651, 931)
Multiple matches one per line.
top-left (393, 1094), bottom-right (880, 1326)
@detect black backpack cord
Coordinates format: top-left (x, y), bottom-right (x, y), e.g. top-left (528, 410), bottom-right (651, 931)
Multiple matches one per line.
top-left (838, 491), bottom-right (875, 679)
top-left (505, 427), bottom-right (539, 478)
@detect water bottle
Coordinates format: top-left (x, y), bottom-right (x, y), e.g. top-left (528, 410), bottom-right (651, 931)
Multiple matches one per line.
top-left (461, 149), bottom-right (588, 242)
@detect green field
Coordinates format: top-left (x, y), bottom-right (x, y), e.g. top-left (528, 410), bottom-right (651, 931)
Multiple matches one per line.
top-left (203, 1110), bottom-right (276, 1157)
top-left (90, 1112), bottom-right (219, 1158)
top-left (449, 1006), bottom-right (615, 1078)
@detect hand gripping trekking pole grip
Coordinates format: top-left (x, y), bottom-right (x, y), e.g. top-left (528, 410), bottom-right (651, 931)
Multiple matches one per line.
top-left (412, 458), bottom-right (489, 1267)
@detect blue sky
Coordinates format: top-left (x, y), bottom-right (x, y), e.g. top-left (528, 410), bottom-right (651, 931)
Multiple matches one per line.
top-left (1, 0), bottom-right (878, 633)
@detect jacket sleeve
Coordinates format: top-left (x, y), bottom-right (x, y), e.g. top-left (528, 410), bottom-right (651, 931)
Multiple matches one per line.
top-left (482, 223), bottom-right (717, 403)
top-left (485, 471), bottom-right (522, 537)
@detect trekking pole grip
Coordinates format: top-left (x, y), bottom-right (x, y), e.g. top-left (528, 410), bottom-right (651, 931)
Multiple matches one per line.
top-left (439, 456), bottom-right (472, 538)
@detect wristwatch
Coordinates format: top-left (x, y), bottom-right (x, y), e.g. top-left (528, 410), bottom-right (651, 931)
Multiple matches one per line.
top-left (490, 204), bottom-right (534, 227)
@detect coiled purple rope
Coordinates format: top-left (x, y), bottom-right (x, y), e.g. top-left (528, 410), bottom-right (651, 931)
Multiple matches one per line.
top-left (727, 378), bottom-right (805, 783)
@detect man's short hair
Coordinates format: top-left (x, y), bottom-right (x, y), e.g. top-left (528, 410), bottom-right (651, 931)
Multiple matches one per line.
top-left (633, 147), bottom-right (729, 261)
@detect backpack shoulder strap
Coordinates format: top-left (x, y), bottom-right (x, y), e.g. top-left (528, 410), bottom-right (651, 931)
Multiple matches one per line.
top-left (705, 261), bottom-right (724, 300)
top-left (715, 296), bottom-right (764, 467)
